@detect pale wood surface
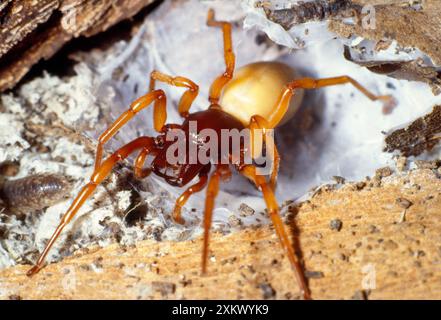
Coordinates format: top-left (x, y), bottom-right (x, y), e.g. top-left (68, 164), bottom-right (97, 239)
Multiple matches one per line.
top-left (0, 169), bottom-right (440, 300)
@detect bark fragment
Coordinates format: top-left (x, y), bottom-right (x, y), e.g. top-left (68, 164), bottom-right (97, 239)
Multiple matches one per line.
top-left (384, 105), bottom-right (441, 157)
top-left (0, 0), bottom-right (157, 92)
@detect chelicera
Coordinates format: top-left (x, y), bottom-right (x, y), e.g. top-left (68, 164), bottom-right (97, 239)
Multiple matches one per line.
top-left (27, 9), bottom-right (395, 299)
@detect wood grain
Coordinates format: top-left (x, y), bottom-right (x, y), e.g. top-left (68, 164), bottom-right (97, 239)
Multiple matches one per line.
top-left (0, 168), bottom-right (440, 300)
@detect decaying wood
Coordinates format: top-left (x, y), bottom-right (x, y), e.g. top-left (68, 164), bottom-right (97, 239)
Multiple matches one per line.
top-left (385, 105), bottom-right (441, 156)
top-left (343, 47), bottom-right (441, 96)
top-left (0, 0), bottom-right (59, 59)
top-left (0, 0), bottom-right (156, 92)
top-left (263, 0), bottom-right (355, 30)
top-left (0, 168), bottom-right (440, 300)
top-left (263, 1), bottom-right (441, 96)
top-left (264, 0), bottom-right (441, 95)
top-left (263, 0), bottom-right (427, 30)
top-left (328, 0), bottom-right (441, 66)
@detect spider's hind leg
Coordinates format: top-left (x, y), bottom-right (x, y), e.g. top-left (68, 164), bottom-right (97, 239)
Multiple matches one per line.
top-left (267, 76), bottom-right (396, 128)
top-left (206, 8), bottom-right (236, 104)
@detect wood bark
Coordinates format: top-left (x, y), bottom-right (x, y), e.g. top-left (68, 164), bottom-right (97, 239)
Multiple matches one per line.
top-left (0, 0), bottom-right (156, 92)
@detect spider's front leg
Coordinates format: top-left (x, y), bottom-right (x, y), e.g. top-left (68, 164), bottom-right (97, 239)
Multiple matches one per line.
top-left (94, 90), bottom-right (165, 172)
top-left (149, 70), bottom-right (199, 118)
top-left (27, 137), bottom-right (159, 276)
top-left (206, 8), bottom-right (236, 104)
top-left (200, 164), bottom-right (231, 274)
top-left (95, 71), bottom-right (199, 172)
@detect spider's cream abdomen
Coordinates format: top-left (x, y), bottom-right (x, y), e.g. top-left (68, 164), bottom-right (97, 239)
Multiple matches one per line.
top-left (219, 61), bottom-right (304, 127)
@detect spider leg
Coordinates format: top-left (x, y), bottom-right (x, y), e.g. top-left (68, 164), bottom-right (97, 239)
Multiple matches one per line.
top-left (267, 76), bottom-right (397, 128)
top-left (27, 137), bottom-right (157, 276)
top-left (201, 164), bottom-right (230, 273)
top-left (94, 90), bottom-right (166, 172)
top-left (238, 164), bottom-right (311, 300)
top-left (248, 115), bottom-right (280, 191)
top-left (134, 139), bottom-right (160, 178)
top-left (206, 8), bottom-right (235, 104)
top-left (173, 164), bottom-right (211, 224)
top-left (149, 70), bottom-right (199, 118)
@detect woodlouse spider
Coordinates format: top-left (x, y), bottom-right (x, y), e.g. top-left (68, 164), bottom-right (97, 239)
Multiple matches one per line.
top-left (27, 9), bottom-right (395, 300)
